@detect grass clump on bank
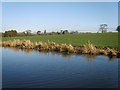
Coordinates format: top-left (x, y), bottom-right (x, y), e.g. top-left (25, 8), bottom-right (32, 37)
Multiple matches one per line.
top-left (1, 39), bottom-right (119, 57)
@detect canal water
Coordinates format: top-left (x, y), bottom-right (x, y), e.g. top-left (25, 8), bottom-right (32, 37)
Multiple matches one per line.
top-left (2, 47), bottom-right (119, 88)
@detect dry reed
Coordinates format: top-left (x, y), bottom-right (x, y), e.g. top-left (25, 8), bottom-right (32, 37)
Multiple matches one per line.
top-left (1, 39), bottom-right (119, 57)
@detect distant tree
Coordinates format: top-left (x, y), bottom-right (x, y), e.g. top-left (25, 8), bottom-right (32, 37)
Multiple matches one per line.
top-left (44, 30), bottom-right (46, 34)
top-left (60, 30), bottom-right (63, 34)
top-left (4, 30), bottom-right (17, 37)
top-left (75, 31), bottom-right (78, 34)
top-left (63, 30), bottom-right (69, 34)
top-left (98, 24), bottom-right (108, 33)
top-left (24, 30), bottom-right (31, 36)
top-left (26, 30), bottom-right (31, 34)
top-left (70, 31), bottom-right (78, 34)
top-left (116, 25), bottom-right (120, 32)
top-left (37, 31), bottom-right (41, 35)
top-left (57, 31), bottom-right (60, 35)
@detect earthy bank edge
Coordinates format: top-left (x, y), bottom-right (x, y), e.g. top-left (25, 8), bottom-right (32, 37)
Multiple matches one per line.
top-left (1, 39), bottom-right (120, 57)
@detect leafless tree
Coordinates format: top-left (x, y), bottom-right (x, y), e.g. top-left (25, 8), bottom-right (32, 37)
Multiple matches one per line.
top-left (98, 24), bottom-right (108, 33)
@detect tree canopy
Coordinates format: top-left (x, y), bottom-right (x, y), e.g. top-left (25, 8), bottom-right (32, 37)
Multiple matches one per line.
top-left (4, 30), bottom-right (17, 37)
top-left (116, 25), bottom-right (120, 32)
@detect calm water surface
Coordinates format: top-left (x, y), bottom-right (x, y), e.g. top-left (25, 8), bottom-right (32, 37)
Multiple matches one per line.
top-left (2, 47), bottom-right (119, 88)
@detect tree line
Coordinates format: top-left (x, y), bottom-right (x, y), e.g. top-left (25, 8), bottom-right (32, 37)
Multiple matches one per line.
top-left (3, 30), bottom-right (17, 37)
top-left (2, 25), bottom-right (120, 37)
top-left (2, 29), bottom-right (78, 37)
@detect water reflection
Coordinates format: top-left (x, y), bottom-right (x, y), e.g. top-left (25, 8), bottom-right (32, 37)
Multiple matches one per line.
top-left (4, 47), bottom-right (117, 61)
top-left (108, 55), bottom-right (118, 60)
top-left (51, 51), bottom-right (74, 59)
top-left (83, 54), bottom-right (96, 62)
top-left (2, 47), bottom-right (118, 88)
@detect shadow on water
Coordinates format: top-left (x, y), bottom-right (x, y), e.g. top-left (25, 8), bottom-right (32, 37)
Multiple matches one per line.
top-left (4, 47), bottom-right (118, 61)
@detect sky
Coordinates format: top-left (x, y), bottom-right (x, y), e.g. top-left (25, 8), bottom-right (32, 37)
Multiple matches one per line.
top-left (0, 2), bottom-right (2, 33)
top-left (2, 2), bottom-right (118, 33)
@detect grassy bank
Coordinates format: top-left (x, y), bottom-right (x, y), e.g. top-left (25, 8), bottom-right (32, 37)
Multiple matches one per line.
top-left (1, 40), bottom-right (119, 57)
top-left (2, 32), bottom-right (118, 49)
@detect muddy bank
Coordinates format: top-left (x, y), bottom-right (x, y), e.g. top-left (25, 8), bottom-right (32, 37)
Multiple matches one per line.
top-left (1, 40), bottom-right (120, 57)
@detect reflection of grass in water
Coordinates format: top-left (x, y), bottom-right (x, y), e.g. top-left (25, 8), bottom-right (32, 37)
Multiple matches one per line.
top-left (107, 56), bottom-right (118, 61)
top-left (84, 54), bottom-right (96, 62)
top-left (24, 49), bottom-right (31, 54)
top-left (60, 53), bottom-right (74, 59)
top-left (3, 47), bottom-right (117, 61)
top-left (5, 47), bottom-right (22, 52)
top-left (83, 54), bottom-right (118, 62)
top-left (6, 47), bottom-right (33, 54)
top-left (47, 51), bottom-right (74, 59)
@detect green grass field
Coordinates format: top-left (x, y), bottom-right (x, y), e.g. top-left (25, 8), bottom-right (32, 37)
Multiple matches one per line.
top-left (2, 32), bottom-right (118, 49)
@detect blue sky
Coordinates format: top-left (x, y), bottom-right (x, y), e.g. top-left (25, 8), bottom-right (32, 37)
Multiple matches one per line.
top-left (2, 2), bottom-right (118, 33)
top-left (0, 2), bottom-right (2, 32)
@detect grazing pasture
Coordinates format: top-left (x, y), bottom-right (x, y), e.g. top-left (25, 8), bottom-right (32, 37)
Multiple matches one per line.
top-left (2, 32), bottom-right (118, 49)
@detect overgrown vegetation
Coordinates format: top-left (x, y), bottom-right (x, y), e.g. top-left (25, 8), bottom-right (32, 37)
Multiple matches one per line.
top-left (1, 39), bottom-right (119, 57)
